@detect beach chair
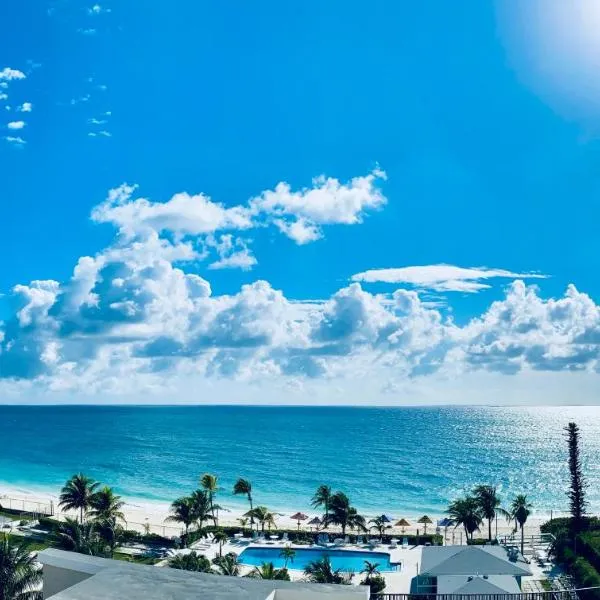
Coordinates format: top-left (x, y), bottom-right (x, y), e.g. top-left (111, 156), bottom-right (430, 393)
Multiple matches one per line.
top-left (402, 537), bottom-right (409, 549)
top-left (282, 532), bottom-right (288, 542)
top-left (390, 537), bottom-right (398, 549)
top-left (343, 535), bottom-right (349, 546)
top-left (356, 535), bottom-right (364, 546)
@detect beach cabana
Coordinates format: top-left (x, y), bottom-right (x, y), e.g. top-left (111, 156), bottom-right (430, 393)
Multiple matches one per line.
top-left (395, 518), bottom-right (411, 534)
top-left (290, 512), bottom-right (309, 531)
top-left (418, 515), bottom-right (433, 535)
top-left (307, 516), bottom-right (322, 531)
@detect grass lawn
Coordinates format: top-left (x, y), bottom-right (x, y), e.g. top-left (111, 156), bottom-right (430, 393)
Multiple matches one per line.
top-left (113, 551), bottom-right (159, 565)
top-left (4, 534), bottom-right (52, 552)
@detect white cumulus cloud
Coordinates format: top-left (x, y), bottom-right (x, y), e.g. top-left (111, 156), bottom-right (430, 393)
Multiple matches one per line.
top-left (18, 102), bottom-right (32, 112)
top-left (7, 121), bottom-right (25, 130)
top-left (352, 264), bottom-right (547, 293)
top-left (0, 68), bottom-right (25, 81)
top-left (206, 235), bottom-right (257, 271)
top-left (251, 168), bottom-right (387, 244)
top-left (4, 135), bottom-right (25, 145)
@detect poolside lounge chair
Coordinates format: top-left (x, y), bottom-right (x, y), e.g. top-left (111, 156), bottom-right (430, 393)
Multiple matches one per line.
top-left (356, 535), bottom-right (364, 545)
top-left (390, 537), bottom-right (398, 548)
top-left (282, 532), bottom-right (288, 541)
top-left (333, 537), bottom-right (344, 546)
top-left (401, 537), bottom-right (409, 549)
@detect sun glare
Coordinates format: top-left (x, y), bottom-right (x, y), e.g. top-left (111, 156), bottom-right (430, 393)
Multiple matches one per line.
top-left (498, 0), bottom-right (600, 120)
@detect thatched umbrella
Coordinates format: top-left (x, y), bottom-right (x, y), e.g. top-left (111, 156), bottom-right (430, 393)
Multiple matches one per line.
top-left (308, 516), bottom-right (322, 531)
top-left (395, 518), bottom-right (411, 534)
top-left (290, 512), bottom-right (309, 531)
top-left (418, 515), bottom-right (433, 535)
top-left (380, 514), bottom-right (394, 523)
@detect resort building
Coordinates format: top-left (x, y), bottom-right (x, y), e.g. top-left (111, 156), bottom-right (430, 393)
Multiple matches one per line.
top-left (38, 548), bottom-right (370, 600)
top-left (413, 545), bottom-right (532, 595)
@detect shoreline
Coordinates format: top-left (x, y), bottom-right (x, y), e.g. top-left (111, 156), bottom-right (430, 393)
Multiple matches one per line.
top-left (0, 480), bottom-right (557, 539)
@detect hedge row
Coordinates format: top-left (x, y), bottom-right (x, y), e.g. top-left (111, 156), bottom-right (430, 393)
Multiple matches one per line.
top-left (542, 517), bottom-right (600, 597)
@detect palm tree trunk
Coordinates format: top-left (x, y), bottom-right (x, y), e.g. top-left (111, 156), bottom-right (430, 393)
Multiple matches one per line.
top-left (488, 518), bottom-right (492, 542)
top-left (80, 506), bottom-right (83, 524)
top-left (520, 524), bottom-right (524, 555)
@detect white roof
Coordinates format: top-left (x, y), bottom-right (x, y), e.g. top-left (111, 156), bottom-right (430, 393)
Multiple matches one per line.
top-left (40, 549), bottom-right (369, 600)
top-left (420, 546), bottom-right (532, 577)
top-left (437, 575), bottom-right (522, 595)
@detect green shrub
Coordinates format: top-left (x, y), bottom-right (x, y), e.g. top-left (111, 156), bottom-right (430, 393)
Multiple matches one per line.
top-left (38, 516), bottom-right (59, 531)
top-left (361, 574), bottom-right (386, 594)
top-left (573, 533), bottom-right (600, 577)
top-left (467, 538), bottom-right (498, 546)
top-left (572, 557), bottom-right (600, 588)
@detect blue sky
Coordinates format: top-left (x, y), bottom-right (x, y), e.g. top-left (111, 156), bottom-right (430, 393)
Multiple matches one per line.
top-left (2, 1), bottom-right (600, 404)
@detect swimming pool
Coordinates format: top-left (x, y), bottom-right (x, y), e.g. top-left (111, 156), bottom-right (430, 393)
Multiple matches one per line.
top-left (238, 546), bottom-right (397, 572)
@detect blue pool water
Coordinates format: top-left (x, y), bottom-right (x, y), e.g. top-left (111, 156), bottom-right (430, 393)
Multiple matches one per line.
top-left (238, 547), bottom-right (395, 572)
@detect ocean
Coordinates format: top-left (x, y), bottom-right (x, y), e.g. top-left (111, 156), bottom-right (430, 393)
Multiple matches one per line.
top-left (1, 405), bottom-right (599, 517)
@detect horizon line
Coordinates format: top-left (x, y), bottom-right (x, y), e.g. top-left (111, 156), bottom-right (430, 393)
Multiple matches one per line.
top-left (0, 403), bottom-right (598, 408)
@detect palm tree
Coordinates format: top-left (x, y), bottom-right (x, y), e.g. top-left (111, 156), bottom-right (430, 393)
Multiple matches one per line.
top-left (360, 561), bottom-right (386, 595)
top-left (89, 486), bottom-right (125, 523)
top-left (361, 560), bottom-right (381, 577)
top-left (233, 478), bottom-right (253, 526)
top-left (200, 473), bottom-right (219, 521)
top-left (304, 556), bottom-right (351, 585)
top-left (212, 552), bottom-right (240, 576)
top-left (369, 516), bottom-right (389, 541)
top-left (95, 519), bottom-right (124, 558)
top-left (54, 517), bottom-right (103, 555)
top-left (213, 529), bottom-right (228, 557)
top-left (166, 496), bottom-right (196, 546)
top-left (0, 534), bottom-right (42, 600)
top-left (473, 485), bottom-right (509, 542)
top-left (510, 494), bottom-right (532, 555)
top-left (168, 551), bottom-right (213, 573)
top-left (279, 546), bottom-right (296, 569)
top-left (311, 485), bottom-right (332, 524)
top-left (190, 489), bottom-right (221, 530)
top-left (59, 473), bottom-right (99, 524)
top-left (245, 506), bottom-right (276, 533)
top-left (247, 562), bottom-right (290, 580)
top-left (323, 492), bottom-right (366, 536)
top-left (447, 496), bottom-right (483, 542)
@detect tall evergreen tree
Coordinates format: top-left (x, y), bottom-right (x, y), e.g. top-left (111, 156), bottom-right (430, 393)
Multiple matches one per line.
top-left (565, 422), bottom-right (588, 532)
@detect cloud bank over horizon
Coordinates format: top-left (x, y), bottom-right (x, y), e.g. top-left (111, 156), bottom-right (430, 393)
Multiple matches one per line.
top-left (1, 171), bottom-right (599, 405)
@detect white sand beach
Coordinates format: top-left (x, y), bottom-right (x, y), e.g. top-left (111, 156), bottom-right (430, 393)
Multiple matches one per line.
top-left (0, 482), bottom-right (548, 541)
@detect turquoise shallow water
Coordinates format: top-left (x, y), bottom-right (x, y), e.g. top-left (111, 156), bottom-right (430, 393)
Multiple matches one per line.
top-left (0, 405), bottom-right (599, 516)
top-left (238, 547), bottom-right (395, 571)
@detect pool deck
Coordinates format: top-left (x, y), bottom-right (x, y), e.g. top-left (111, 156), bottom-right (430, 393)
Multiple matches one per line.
top-left (173, 539), bottom-right (425, 594)
top-left (161, 537), bottom-right (556, 595)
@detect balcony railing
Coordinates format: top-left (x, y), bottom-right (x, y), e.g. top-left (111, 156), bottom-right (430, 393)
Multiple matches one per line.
top-left (371, 589), bottom-right (600, 600)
